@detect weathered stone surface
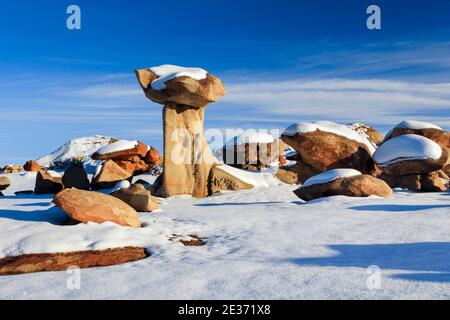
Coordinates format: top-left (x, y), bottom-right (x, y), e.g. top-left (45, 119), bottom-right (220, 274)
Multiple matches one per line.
top-left (347, 122), bottom-right (384, 148)
top-left (115, 156), bottom-right (152, 176)
top-left (135, 68), bottom-right (226, 108)
top-left (54, 188), bottom-right (141, 228)
top-left (0, 247), bottom-right (147, 275)
top-left (208, 166), bottom-right (254, 194)
top-left (111, 183), bottom-right (159, 212)
top-left (145, 146), bottom-right (162, 165)
top-left (379, 172), bottom-right (447, 192)
top-left (294, 174), bottom-right (392, 202)
top-left (34, 171), bottom-right (63, 195)
top-left (91, 160), bottom-right (132, 190)
top-left (281, 130), bottom-right (376, 175)
top-left (0, 176), bottom-right (11, 191)
top-left (275, 161), bottom-right (320, 185)
top-left (384, 127), bottom-right (450, 150)
top-left (92, 141), bottom-right (148, 161)
top-left (62, 163), bottom-right (90, 190)
top-left (23, 160), bottom-right (41, 172)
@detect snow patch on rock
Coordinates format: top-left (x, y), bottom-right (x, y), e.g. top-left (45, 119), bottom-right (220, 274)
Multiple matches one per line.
top-left (374, 134), bottom-right (442, 166)
top-left (97, 140), bottom-right (138, 155)
top-left (395, 120), bottom-right (443, 131)
top-left (216, 165), bottom-right (281, 188)
top-left (302, 169), bottom-right (362, 187)
top-left (150, 64), bottom-right (208, 91)
top-left (283, 121), bottom-right (376, 154)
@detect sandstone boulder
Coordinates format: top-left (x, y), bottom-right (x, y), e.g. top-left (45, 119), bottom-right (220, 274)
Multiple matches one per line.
top-left (23, 160), bottom-right (41, 172)
top-left (275, 161), bottom-right (320, 185)
top-left (379, 172), bottom-right (446, 192)
top-left (373, 134), bottom-right (448, 176)
top-left (208, 165), bottom-right (254, 194)
top-left (62, 162), bottom-right (90, 190)
top-left (221, 132), bottom-right (283, 170)
top-left (1, 165), bottom-right (23, 174)
top-left (136, 65), bottom-right (226, 108)
top-left (347, 122), bottom-right (384, 148)
top-left (294, 169), bottom-right (392, 201)
top-left (0, 247), bottom-right (146, 275)
top-left (91, 160), bottom-right (132, 190)
top-left (281, 121), bottom-right (376, 182)
top-left (0, 176), bottom-right (11, 191)
top-left (145, 147), bottom-right (162, 165)
top-left (54, 188), bottom-right (141, 227)
top-left (111, 183), bottom-right (159, 212)
top-left (92, 140), bottom-right (148, 161)
top-left (34, 171), bottom-right (63, 195)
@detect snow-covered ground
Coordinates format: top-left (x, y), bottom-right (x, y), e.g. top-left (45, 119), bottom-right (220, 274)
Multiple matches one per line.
top-left (1, 172), bottom-right (450, 299)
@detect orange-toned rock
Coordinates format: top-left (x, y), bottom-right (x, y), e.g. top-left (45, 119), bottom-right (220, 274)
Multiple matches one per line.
top-left (111, 183), bottom-right (159, 212)
top-left (144, 147), bottom-right (162, 165)
top-left (0, 247), bottom-right (147, 275)
top-left (208, 165), bottom-right (254, 194)
top-left (378, 172), bottom-right (447, 192)
top-left (294, 173), bottom-right (392, 201)
top-left (92, 141), bottom-right (148, 161)
top-left (34, 171), bottom-right (63, 195)
top-left (0, 176), bottom-right (11, 191)
top-left (54, 188), bottom-right (141, 227)
top-left (23, 160), bottom-right (41, 172)
top-left (91, 160), bottom-right (132, 190)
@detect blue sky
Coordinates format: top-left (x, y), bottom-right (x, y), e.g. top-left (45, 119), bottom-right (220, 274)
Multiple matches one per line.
top-left (1, 0), bottom-right (450, 166)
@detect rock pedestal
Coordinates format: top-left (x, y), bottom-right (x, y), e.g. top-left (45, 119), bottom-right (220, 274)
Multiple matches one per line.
top-left (136, 66), bottom-right (226, 198)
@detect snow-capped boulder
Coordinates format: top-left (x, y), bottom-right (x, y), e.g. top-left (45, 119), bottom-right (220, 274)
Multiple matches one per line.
top-left (91, 140), bottom-right (148, 162)
top-left (136, 65), bottom-right (226, 198)
top-left (62, 162), bottom-right (90, 190)
top-left (293, 169), bottom-right (392, 201)
top-left (23, 160), bottom-right (41, 172)
top-left (111, 183), bottom-right (159, 213)
top-left (91, 160), bottom-right (132, 190)
top-left (347, 122), bottom-right (384, 149)
top-left (0, 176), bottom-right (11, 191)
top-left (373, 134), bottom-right (448, 176)
top-left (281, 121), bottom-right (376, 182)
top-left (220, 132), bottom-right (284, 170)
top-left (34, 171), bottom-right (64, 195)
top-left (53, 189), bottom-right (141, 228)
top-left (136, 64), bottom-right (226, 108)
top-left (36, 136), bottom-right (115, 172)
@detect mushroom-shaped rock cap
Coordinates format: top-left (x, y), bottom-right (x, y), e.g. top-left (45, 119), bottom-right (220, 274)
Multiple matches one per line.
top-left (135, 64), bottom-right (226, 108)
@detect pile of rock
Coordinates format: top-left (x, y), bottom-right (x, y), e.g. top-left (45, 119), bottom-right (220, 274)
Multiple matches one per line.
top-left (374, 122), bottom-right (449, 192)
top-left (277, 121), bottom-right (379, 184)
top-left (1, 165), bottom-right (23, 174)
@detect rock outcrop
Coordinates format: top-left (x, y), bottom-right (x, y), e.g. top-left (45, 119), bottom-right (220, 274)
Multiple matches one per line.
top-left (280, 121), bottom-right (376, 183)
top-left (136, 65), bottom-right (227, 197)
top-left (111, 183), bottom-right (159, 212)
top-left (34, 171), bottom-right (64, 195)
top-left (0, 247), bottom-right (147, 275)
top-left (293, 169), bottom-right (392, 201)
top-left (208, 165), bottom-right (254, 194)
top-left (1, 165), bottom-right (23, 174)
top-left (91, 160), bottom-right (132, 190)
top-left (54, 188), bottom-right (141, 228)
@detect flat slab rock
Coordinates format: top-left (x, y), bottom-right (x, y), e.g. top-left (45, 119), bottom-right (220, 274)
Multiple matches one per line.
top-left (0, 247), bottom-right (147, 276)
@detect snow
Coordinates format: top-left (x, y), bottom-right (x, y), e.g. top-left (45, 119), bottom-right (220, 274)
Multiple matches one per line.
top-left (216, 164), bottom-right (282, 188)
top-left (149, 64), bottom-right (208, 91)
top-left (225, 132), bottom-right (276, 147)
top-left (0, 176), bottom-right (450, 299)
top-left (303, 169), bottom-right (362, 187)
top-left (283, 121), bottom-right (376, 154)
top-left (395, 120), bottom-right (443, 131)
top-left (36, 135), bottom-right (114, 172)
top-left (97, 140), bottom-right (138, 155)
top-left (373, 134), bottom-right (443, 166)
